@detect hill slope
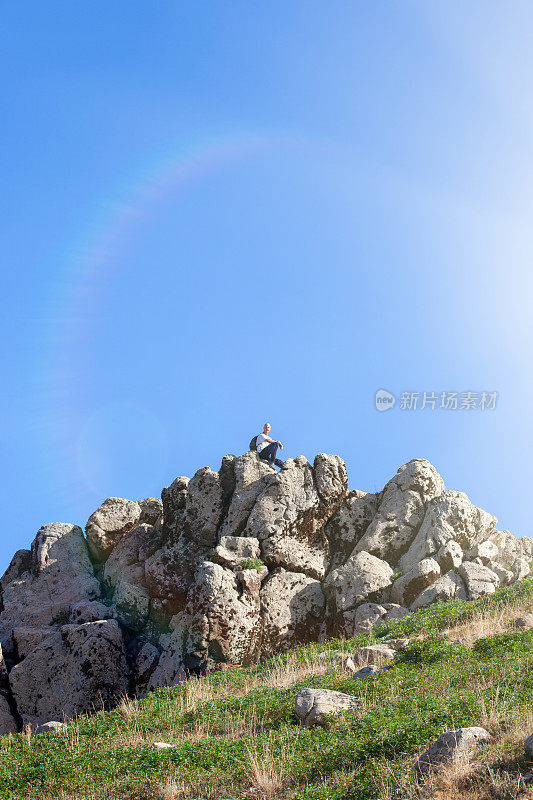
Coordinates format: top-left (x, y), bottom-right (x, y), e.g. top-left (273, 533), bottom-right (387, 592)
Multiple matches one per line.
top-left (1, 578), bottom-right (532, 800)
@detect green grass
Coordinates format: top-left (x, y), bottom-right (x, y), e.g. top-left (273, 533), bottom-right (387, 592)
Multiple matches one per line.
top-left (1, 578), bottom-right (532, 800)
top-left (238, 558), bottom-right (265, 571)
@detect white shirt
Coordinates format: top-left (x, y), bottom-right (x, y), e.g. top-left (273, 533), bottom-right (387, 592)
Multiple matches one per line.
top-left (256, 433), bottom-right (270, 453)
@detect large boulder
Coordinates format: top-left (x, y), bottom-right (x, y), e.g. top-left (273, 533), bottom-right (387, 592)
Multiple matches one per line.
top-left (295, 687), bottom-right (360, 727)
top-left (161, 476), bottom-right (189, 537)
top-left (0, 524), bottom-right (100, 655)
top-left (390, 558), bottom-right (441, 607)
top-left (325, 490), bottom-right (378, 560)
top-left (260, 570), bottom-right (325, 657)
top-left (410, 570), bottom-right (467, 611)
top-left (217, 452), bottom-right (274, 539)
top-left (0, 697), bottom-right (17, 735)
top-left (355, 459), bottom-right (445, 565)
top-left (9, 620), bottom-right (128, 726)
top-left (184, 467), bottom-right (224, 547)
top-left (458, 561), bottom-right (500, 600)
top-left (414, 727), bottom-right (491, 776)
top-left (85, 498), bottom-right (142, 563)
top-left (399, 491), bottom-right (497, 574)
top-left (325, 550), bottom-right (393, 614)
top-left (212, 536), bottom-right (261, 568)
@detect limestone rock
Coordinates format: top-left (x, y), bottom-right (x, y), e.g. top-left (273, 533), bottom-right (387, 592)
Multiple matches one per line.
top-left (400, 491), bottom-right (497, 574)
top-left (295, 687), bottom-right (360, 727)
top-left (261, 570), bottom-right (325, 658)
top-left (325, 551), bottom-right (393, 614)
top-left (69, 600), bottom-right (115, 624)
top-left (348, 602), bottom-right (387, 632)
top-left (466, 540), bottom-right (499, 566)
top-left (212, 536), bottom-right (261, 568)
top-left (355, 459), bottom-right (445, 565)
top-left (13, 626), bottom-right (56, 660)
top-left (0, 524), bottom-right (100, 655)
top-left (353, 644), bottom-right (395, 666)
top-left (261, 533), bottom-right (328, 579)
top-left (86, 498), bottom-right (142, 563)
top-left (161, 476), bottom-right (189, 536)
top-left (133, 642), bottom-right (161, 696)
top-left (391, 558), bottom-right (441, 607)
top-left (511, 557), bottom-right (530, 582)
top-left (217, 453), bottom-right (273, 540)
top-left (326, 490), bottom-right (378, 557)
top-left (414, 727), bottom-right (491, 776)
top-left (458, 561), bottom-right (500, 600)
top-left (139, 498), bottom-right (163, 526)
top-left (9, 620), bottom-right (128, 725)
top-left (410, 570), bottom-right (467, 611)
top-left (436, 541), bottom-right (463, 572)
top-left (313, 453), bottom-right (348, 505)
top-left (185, 467), bottom-right (223, 547)
top-left (486, 561), bottom-right (513, 587)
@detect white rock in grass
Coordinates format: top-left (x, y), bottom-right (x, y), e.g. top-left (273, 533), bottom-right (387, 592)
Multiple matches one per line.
top-left (35, 721), bottom-right (65, 734)
top-left (414, 727), bottom-right (492, 776)
top-left (153, 741), bottom-right (175, 750)
top-left (353, 644), bottom-right (395, 666)
top-left (294, 687), bottom-right (360, 727)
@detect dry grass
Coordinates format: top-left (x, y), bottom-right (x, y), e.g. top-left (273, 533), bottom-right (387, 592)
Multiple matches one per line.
top-left (244, 730), bottom-right (300, 799)
top-left (443, 597), bottom-right (533, 649)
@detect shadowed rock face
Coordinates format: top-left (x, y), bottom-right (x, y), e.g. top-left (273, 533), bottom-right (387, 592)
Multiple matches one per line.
top-left (0, 454), bottom-right (530, 728)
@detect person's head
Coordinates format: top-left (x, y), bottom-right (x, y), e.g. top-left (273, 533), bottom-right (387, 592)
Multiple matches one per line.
top-left (263, 422), bottom-right (271, 434)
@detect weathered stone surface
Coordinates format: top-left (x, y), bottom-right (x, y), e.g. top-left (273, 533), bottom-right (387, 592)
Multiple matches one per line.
top-left (86, 498), bottom-right (141, 563)
top-left (313, 454), bottom-right (348, 505)
top-left (261, 571), bottom-right (325, 657)
top-left (400, 491), bottom-right (497, 574)
top-left (9, 620), bottom-right (128, 725)
top-left (414, 727), bottom-right (491, 776)
top-left (133, 642), bottom-right (161, 696)
top-left (347, 602), bottom-right (387, 632)
top-left (217, 453), bottom-right (274, 540)
top-left (511, 557), bottom-right (530, 582)
top-left (436, 541), bottom-right (463, 572)
top-left (486, 561), bottom-right (513, 587)
top-left (410, 570), bottom-right (467, 611)
top-left (13, 627), bottom-right (56, 660)
top-left (261, 533), bottom-right (328, 579)
top-left (0, 524), bottom-right (100, 655)
top-left (177, 561), bottom-right (263, 668)
top-left (391, 558), bottom-right (441, 607)
top-left (525, 733), bottom-right (533, 758)
top-left (0, 696), bottom-right (17, 734)
top-left (161, 476), bottom-right (189, 536)
top-left (295, 687), bottom-right (360, 727)
top-left (139, 498), bottom-right (163, 526)
top-left (353, 644), bottom-right (395, 666)
top-left (69, 600), bottom-right (115, 624)
top-left (355, 460), bottom-right (445, 565)
top-left (144, 531), bottom-right (205, 615)
top-left (185, 467), bottom-right (223, 547)
top-left (212, 536), bottom-right (261, 568)
top-left (458, 561), bottom-right (500, 600)
top-left (325, 551), bottom-right (393, 614)
top-left (466, 540), bottom-right (499, 566)
top-left (326, 490), bottom-right (378, 558)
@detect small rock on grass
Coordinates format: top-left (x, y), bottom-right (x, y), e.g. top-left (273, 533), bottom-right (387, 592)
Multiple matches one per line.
top-left (35, 721), bottom-right (65, 734)
top-left (414, 727), bottom-right (491, 776)
top-left (153, 742), bottom-right (175, 750)
top-left (353, 665), bottom-right (381, 680)
top-left (295, 687), bottom-right (361, 727)
top-left (514, 615), bottom-right (533, 632)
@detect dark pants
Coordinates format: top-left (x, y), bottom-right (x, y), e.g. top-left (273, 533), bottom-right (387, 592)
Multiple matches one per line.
top-left (258, 442), bottom-right (283, 468)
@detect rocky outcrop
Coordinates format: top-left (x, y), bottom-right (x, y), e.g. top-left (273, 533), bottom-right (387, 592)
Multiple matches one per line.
top-left (0, 454), bottom-right (529, 730)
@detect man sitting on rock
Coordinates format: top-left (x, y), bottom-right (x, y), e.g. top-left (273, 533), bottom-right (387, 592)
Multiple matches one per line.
top-left (256, 422), bottom-right (284, 468)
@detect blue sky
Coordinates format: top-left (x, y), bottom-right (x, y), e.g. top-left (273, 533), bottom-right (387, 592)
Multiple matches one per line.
top-left (1, 1), bottom-right (532, 572)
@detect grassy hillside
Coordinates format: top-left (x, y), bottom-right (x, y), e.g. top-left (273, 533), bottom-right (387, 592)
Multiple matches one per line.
top-left (1, 580), bottom-right (533, 800)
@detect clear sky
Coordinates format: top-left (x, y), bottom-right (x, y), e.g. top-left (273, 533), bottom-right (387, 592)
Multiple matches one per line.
top-left (1, 1), bottom-right (532, 572)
